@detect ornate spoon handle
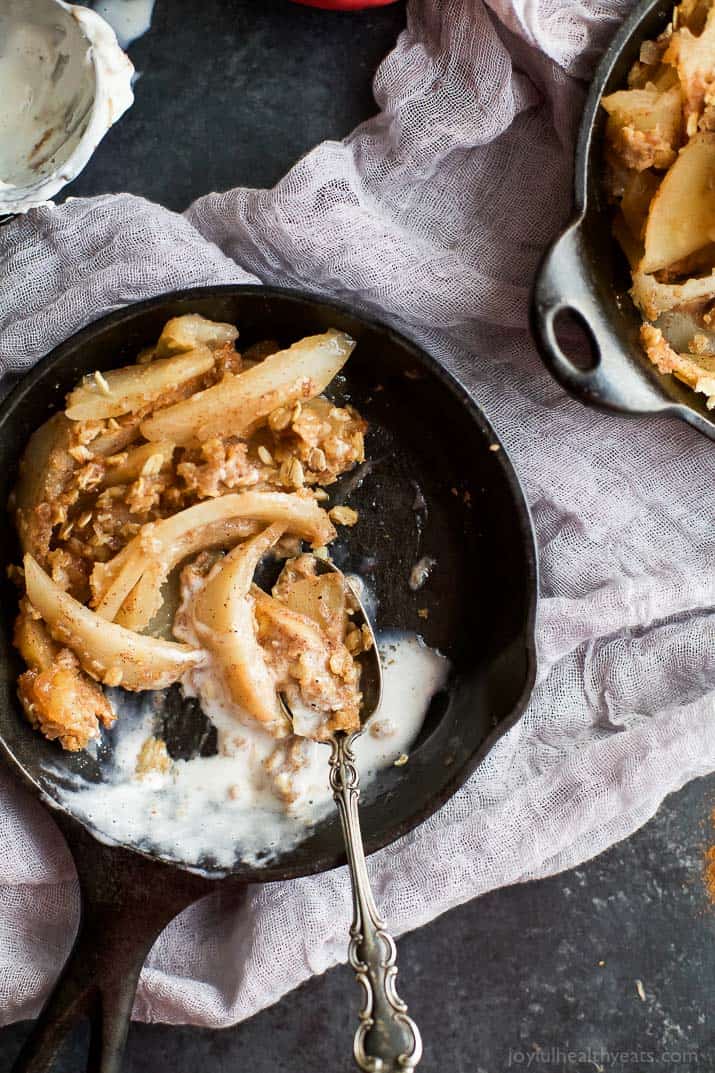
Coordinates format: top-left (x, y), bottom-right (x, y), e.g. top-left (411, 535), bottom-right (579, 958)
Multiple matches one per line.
top-left (329, 732), bottom-right (423, 1073)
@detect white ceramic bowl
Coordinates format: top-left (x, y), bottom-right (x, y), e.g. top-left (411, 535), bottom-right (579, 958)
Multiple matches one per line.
top-left (0, 0), bottom-right (134, 214)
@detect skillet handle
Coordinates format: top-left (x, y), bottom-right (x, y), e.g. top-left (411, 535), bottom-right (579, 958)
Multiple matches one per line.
top-left (530, 221), bottom-right (669, 414)
top-left (11, 815), bottom-right (216, 1073)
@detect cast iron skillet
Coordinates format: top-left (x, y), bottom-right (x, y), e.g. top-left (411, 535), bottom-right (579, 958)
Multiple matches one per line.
top-left (530, 0), bottom-right (715, 441)
top-left (1, 286), bottom-right (538, 1072)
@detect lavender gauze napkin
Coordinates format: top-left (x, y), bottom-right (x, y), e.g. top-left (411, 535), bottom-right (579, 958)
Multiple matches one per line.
top-left (0, 0), bottom-right (713, 1028)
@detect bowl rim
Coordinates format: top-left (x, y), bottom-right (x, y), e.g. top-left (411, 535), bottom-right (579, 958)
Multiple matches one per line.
top-left (0, 0), bottom-right (134, 215)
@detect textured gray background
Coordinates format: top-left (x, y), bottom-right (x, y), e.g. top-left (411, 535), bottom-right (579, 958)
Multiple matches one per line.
top-left (1, 2), bottom-right (713, 1069)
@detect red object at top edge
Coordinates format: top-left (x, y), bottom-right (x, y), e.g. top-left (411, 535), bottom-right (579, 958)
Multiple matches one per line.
top-left (291, 0), bottom-right (399, 8)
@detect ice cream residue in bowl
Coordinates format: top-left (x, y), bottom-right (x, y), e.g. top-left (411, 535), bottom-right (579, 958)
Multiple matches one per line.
top-left (0, 0), bottom-right (134, 215)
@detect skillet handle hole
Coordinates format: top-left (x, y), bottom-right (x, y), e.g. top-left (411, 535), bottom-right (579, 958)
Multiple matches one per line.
top-left (552, 307), bottom-right (600, 372)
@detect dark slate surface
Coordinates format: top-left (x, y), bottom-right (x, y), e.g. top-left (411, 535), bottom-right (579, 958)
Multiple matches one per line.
top-left (1, 779), bottom-right (713, 1072)
top-left (66, 0), bottom-right (408, 211)
top-left (2, 2), bottom-right (714, 1070)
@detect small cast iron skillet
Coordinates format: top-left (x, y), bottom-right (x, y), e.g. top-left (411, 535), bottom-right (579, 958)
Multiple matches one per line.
top-left (1, 286), bottom-right (537, 1073)
top-left (531, 0), bottom-right (715, 441)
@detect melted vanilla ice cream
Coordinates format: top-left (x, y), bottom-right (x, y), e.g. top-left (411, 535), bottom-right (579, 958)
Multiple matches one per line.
top-left (48, 632), bottom-right (449, 870)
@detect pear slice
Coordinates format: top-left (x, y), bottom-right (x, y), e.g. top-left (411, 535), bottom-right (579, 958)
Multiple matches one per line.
top-left (154, 314), bottom-right (238, 358)
top-left (13, 413), bottom-right (75, 565)
top-left (100, 441), bottom-right (175, 488)
top-left (274, 570), bottom-right (347, 644)
top-left (92, 491), bottom-right (335, 628)
top-left (24, 554), bottom-right (202, 691)
top-left (602, 85), bottom-right (683, 170)
top-left (141, 330), bottom-right (355, 445)
top-left (13, 598), bottom-right (116, 752)
top-left (664, 4), bottom-right (715, 128)
top-left (641, 134), bottom-right (715, 273)
top-left (65, 348), bottom-right (214, 421)
top-left (192, 525), bottom-right (289, 737)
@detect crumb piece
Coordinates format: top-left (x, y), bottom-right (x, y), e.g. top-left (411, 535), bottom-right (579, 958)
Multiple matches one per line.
top-left (7, 563), bottom-right (24, 586)
top-left (141, 453), bottom-right (167, 477)
top-left (369, 718), bottom-right (395, 739)
top-left (268, 405), bottom-right (292, 431)
top-left (409, 556), bottom-right (435, 591)
top-left (489, 443), bottom-right (501, 452)
top-left (345, 627), bottom-right (363, 654)
top-left (394, 753), bottom-right (409, 767)
top-left (136, 737), bottom-right (172, 778)
top-left (94, 370), bottom-right (111, 396)
top-left (688, 333), bottom-right (715, 356)
top-left (609, 124), bottom-right (676, 171)
top-left (177, 437), bottom-right (258, 499)
top-left (641, 324), bottom-right (715, 407)
top-left (329, 650), bottom-right (351, 677)
top-left (635, 979), bottom-right (646, 1002)
top-left (329, 505), bottom-right (359, 527)
top-left (69, 444), bottom-right (93, 464)
top-left (308, 447), bottom-right (327, 471)
top-left (418, 608), bottom-right (429, 620)
top-left (281, 457), bottom-right (305, 489)
top-left (18, 649), bottom-right (115, 751)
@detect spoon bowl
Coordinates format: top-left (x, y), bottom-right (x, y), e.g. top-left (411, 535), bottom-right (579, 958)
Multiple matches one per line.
top-left (278, 555), bottom-right (383, 728)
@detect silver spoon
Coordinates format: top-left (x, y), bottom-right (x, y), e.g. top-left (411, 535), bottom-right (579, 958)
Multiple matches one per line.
top-left (279, 557), bottom-right (422, 1073)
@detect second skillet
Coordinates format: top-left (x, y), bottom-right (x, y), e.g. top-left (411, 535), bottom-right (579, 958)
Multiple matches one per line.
top-left (531, 0), bottom-right (715, 441)
top-left (0, 286), bottom-right (538, 1073)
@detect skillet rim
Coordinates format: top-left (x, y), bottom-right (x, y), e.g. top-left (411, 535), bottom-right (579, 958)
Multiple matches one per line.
top-left (0, 283), bottom-right (539, 882)
top-left (574, 0), bottom-right (669, 215)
